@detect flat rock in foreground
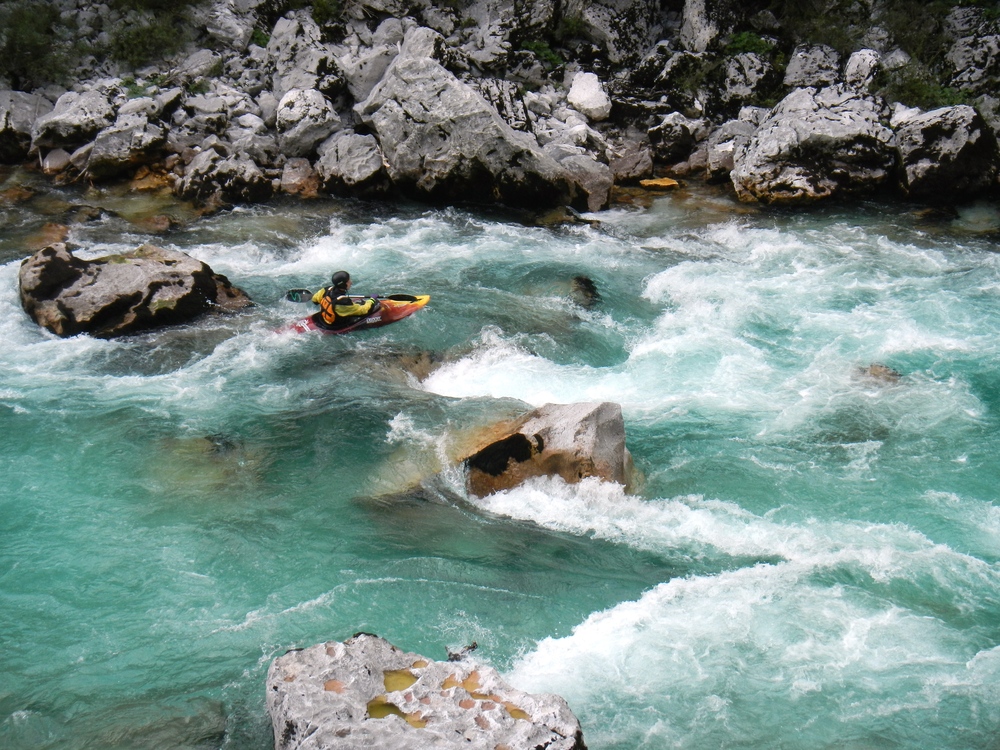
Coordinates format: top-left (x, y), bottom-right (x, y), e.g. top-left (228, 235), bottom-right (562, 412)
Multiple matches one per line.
top-left (267, 633), bottom-right (586, 750)
top-left (18, 243), bottom-right (252, 338)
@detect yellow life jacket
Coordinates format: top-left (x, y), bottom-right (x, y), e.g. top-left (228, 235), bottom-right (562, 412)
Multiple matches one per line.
top-left (316, 287), bottom-right (376, 326)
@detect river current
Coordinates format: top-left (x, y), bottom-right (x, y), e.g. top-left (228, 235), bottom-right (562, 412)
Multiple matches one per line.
top-left (3, 166), bottom-right (1000, 749)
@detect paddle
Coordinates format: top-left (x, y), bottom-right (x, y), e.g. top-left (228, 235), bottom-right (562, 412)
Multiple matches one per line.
top-left (284, 290), bottom-right (419, 303)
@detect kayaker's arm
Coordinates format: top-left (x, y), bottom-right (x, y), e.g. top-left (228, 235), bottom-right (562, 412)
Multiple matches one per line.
top-left (310, 288), bottom-right (326, 305)
top-left (335, 297), bottom-right (377, 317)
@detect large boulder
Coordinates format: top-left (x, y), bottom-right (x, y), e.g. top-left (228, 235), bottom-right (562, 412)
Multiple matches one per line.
top-left (460, 401), bottom-right (634, 497)
top-left (85, 113), bottom-right (168, 179)
top-left (783, 44), bottom-right (841, 88)
top-left (267, 13), bottom-right (345, 100)
top-left (315, 131), bottom-right (390, 196)
top-left (275, 88), bottom-right (342, 157)
top-left (266, 633), bottom-right (586, 750)
top-left (569, 0), bottom-right (665, 65)
top-left (0, 91), bottom-right (53, 163)
top-left (31, 90), bottom-right (116, 151)
top-left (567, 72), bottom-right (612, 122)
top-left (356, 27), bottom-right (578, 209)
top-left (730, 85), bottom-right (896, 204)
top-left (18, 243), bottom-right (252, 338)
top-left (174, 148), bottom-right (274, 206)
top-left (895, 104), bottom-right (1000, 203)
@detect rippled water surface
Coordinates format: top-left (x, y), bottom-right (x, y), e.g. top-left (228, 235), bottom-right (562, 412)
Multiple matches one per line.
top-left (3, 165), bottom-right (1000, 748)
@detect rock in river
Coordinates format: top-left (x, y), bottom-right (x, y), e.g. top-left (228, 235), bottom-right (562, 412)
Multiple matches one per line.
top-left (461, 401), bottom-right (635, 497)
top-left (267, 633), bottom-right (586, 750)
top-left (18, 243), bottom-right (252, 338)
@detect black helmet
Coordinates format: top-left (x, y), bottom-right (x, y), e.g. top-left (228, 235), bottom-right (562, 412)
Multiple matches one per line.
top-left (331, 270), bottom-right (350, 288)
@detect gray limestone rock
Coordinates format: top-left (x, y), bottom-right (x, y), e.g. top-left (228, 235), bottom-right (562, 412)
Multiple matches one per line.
top-left (356, 27), bottom-right (576, 209)
top-left (31, 90), bottom-right (115, 151)
top-left (203, 0), bottom-right (255, 50)
top-left (266, 633), bottom-right (586, 750)
top-left (172, 49), bottom-right (223, 83)
top-left (280, 157), bottom-right (320, 198)
top-left (18, 243), bottom-right (252, 338)
top-left (543, 143), bottom-right (612, 212)
top-left (895, 104), bottom-right (1000, 203)
top-left (267, 13), bottom-right (345, 100)
top-left (648, 111), bottom-right (708, 163)
top-left (608, 134), bottom-right (653, 182)
top-left (0, 91), bottom-right (53, 163)
top-left (783, 44), bottom-right (841, 88)
top-left (338, 44), bottom-right (400, 103)
top-left (567, 72), bottom-right (612, 122)
top-left (275, 88), bottom-right (342, 158)
top-left (946, 34), bottom-right (1000, 94)
top-left (473, 79), bottom-right (531, 132)
top-left (571, 0), bottom-right (665, 65)
top-left (680, 0), bottom-right (744, 53)
top-left (461, 401), bottom-right (634, 497)
top-left (706, 118), bottom-right (756, 182)
top-left (86, 113), bottom-right (167, 178)
top-left (315, 131), bottom-right (390, 196)
top-left (845, 49), bottom-right (880, 92)
top-left (731, 85), bottom-right (896, 204)
top-left (720, 52), bottom-right (775, 107)
top-left (175, 148), bottom-right (273, 205)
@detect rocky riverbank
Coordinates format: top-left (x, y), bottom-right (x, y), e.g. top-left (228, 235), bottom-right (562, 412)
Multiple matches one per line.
top-left (1, 0), bottom-right (999, 215)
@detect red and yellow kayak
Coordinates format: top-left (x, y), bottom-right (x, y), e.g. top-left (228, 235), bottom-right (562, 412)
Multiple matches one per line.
top-left (279, 294), bottom-right (430, 335)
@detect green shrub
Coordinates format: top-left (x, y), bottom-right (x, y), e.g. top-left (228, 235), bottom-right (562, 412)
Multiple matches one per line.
top-left (251, 29), bottom-right (270, 47)
top-left (522, 40), bottom-right (563, 69)
top-left (558, 15), bottom-right (586, 41)
top-left (725, 32), bottom-right (775, 57)
top-left (0, 0), bottom-right (72, 89)
top-left (876, 63), bottom-right (974, 109)
top-left (108, 15), bottom-right (189, 68)
top-left (312, 0), bottom-right (340, 26)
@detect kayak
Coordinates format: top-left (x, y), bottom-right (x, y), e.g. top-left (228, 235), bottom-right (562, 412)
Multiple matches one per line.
top-left (279, 294), bottom-right (430, 334)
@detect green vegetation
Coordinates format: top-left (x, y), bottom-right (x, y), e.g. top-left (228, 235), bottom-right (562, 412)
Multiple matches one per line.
top-left (876, 63), bottom-right (974, 109)
top-left (522, 40), bottom-right (563, 69)
top-left (251, 29), bottom-right (271, 47)
top-left (725, 32), bottom-right (775, 57)
top-left (0, 1), bottom-right (73, 89)
top-left (557, 14), bottom-right (586, 41)
top-left (311, 0), bottom-right (340, 26)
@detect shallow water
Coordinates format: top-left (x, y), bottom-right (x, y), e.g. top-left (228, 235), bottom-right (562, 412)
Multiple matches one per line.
top-left (3, 168), bottom-right (1000, 748)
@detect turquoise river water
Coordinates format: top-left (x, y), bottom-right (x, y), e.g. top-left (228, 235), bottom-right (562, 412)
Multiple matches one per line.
top-left (3, 167), bottom-right (1000, 749)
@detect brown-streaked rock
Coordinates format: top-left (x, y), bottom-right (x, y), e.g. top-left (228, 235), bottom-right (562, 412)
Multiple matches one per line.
top-left (461, 402), bottom-right (634, 497)
top-left (266, 633), bottom-right (586, 750)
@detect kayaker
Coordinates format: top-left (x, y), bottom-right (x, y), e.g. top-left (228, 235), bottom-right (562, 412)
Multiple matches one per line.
top-left (310, 270), bottom-right (379, 330)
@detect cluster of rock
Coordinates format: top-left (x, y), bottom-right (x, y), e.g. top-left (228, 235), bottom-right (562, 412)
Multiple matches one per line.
top-left (1, 0), bottom-right (998, 211)
top-left (267, 633), bottom-right (587, 749)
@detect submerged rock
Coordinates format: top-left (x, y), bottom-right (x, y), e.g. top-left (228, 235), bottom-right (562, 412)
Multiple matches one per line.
top-left (461, 401), bottom-right (634, 497)
top-left (266, 633), bottom-right (586, 750)
top-left (18, 243), bottom-right (252, 338)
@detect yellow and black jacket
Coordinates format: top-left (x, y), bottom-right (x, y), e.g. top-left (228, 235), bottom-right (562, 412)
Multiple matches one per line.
top-left (311, 287), bottom-right (377, 328)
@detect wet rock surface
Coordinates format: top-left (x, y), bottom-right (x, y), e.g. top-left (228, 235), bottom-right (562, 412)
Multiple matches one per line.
top-left (267, 633), bottom-right (587, 750)
top-left (18, 242), bottom-right (252, 338)
top-left (461, 401), bottom-right (634, 497)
